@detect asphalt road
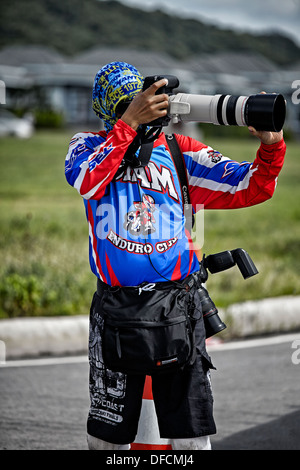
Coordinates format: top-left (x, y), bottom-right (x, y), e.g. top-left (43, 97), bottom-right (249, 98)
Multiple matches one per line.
top-left (0, 334), bottom-right (299, 451)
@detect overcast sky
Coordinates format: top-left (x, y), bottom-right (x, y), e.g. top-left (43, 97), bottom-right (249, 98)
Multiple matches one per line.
top-left (116, 0), bottom-right (300, 45)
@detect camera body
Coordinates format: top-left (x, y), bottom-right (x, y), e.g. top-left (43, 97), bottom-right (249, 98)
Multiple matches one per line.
top-left (142, 75), bottom-right (180, 127)
top-left (198, 248), bottom-right (258, 338)
top-left (143, 74), bottom-right (180, 96)
top-left (143, 74), bottom-right (286, 132)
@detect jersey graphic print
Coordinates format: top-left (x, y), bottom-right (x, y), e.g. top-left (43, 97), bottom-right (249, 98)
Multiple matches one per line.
top-left (207, 149), bottom-right (222, 163)
top-left (116, 163), bottom-right (179, 202)
top-left (124, 194), bottom-right (156, 236)
top-left (89, 142), bottom-right (115, 171)
top-left (65, 123), bottom-right (285, 286)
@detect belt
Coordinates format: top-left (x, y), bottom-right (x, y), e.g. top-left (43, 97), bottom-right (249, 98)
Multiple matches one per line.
top-left (96, 272), bottom-right (200, 297)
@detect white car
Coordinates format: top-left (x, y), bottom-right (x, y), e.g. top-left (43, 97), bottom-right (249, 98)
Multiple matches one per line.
top-left (0, 109), bottom-right (34, 138)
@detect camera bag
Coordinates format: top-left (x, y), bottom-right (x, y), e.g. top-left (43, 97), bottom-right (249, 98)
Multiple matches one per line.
top-left (100, 279), bottom-right (198, 375)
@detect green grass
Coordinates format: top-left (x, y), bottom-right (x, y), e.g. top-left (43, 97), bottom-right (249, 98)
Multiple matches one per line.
top-left (0, 130), bottom-right (95, 317)
top-left (0, 130), bottom-right (299, 317)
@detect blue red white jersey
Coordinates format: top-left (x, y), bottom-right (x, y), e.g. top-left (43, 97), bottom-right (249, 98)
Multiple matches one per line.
top-left (65, 119), bottom-right (285, 286)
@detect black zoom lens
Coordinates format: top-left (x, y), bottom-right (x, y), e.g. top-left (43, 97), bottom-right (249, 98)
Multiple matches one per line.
top-left (216, 93), bottom-right (286, 132)
top-left (198, 286), bottom-right (227, 338)
top-left (245, 93), bottom-right (286, 132)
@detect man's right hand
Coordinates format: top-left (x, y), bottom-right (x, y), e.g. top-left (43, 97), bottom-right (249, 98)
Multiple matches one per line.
top-left (121, 79), bottom-right (169, 131)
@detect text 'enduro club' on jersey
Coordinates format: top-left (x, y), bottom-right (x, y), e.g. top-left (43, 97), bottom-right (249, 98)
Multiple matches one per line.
top-left (65, 119), bottom-right (285, 286)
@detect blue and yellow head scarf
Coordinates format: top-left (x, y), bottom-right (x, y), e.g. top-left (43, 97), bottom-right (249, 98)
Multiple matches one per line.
top-left (92, 61), bottom-right (144, 132)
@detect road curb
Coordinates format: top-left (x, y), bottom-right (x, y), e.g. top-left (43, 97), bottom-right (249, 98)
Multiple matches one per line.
top-left (0, 315), bottom-right (89, 359)
top-left (1, 296), bottom-right (300, 359)
top-left (221, 295), bottom-right (300, 339)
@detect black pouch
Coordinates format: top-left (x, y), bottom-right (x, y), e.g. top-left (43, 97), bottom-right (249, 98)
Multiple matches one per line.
top-left (101, 282), bottom-right (198, 375)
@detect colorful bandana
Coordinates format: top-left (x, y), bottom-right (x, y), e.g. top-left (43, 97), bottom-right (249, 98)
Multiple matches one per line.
top-left (92, 61), bottom-right (144, 132)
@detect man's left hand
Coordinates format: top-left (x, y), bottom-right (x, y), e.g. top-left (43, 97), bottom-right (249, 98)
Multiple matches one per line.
top-left (248, 126), bottom-right (283, 145)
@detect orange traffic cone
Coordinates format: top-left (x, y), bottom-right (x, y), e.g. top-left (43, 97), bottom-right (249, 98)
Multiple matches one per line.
top-left (131, 376), bottom-right (172, 450)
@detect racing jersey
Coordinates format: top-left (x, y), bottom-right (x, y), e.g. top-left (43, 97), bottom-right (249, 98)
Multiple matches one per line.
top-left (65, 119), bottom-right (285, 286)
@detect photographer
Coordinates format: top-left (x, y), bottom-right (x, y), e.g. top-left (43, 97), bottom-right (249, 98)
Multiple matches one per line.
top-left (65, 61), bottom-right (285, 450)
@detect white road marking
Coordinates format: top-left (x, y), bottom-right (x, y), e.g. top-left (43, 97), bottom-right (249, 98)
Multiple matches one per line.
top-left (206, 333), bottom-right (300, 352)
top-left (1, 355), bottom-right (88, 368)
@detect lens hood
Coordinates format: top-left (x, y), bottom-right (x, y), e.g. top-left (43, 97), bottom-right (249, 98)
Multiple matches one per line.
top-left (245, 93), bottom-right (286, 132)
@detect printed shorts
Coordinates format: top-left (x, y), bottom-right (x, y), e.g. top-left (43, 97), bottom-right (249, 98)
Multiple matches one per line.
top-left (87, 289), bottom-right (217, 445)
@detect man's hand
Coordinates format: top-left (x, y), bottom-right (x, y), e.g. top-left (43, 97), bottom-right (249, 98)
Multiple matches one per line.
top-left (248, 126), bottom-right (283, 145)
top-left (121, 79), bottom-right (169, 131)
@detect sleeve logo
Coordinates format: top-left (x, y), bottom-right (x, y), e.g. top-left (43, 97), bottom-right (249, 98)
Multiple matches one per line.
top-left (90, 143), bottom-right (114, 171)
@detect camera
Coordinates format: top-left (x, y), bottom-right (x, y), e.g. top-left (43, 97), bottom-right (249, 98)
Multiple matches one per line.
top-left (142, 75), bottom-right (180, 127)
top-left (197, 248), bottom-right (258, 338)
top-left (143, 75), bottom-right (286, 132)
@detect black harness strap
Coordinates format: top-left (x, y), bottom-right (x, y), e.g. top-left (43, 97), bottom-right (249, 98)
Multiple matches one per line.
top-left (166, 134), bottom-right (194, 232)
top-left (138, 140), bottom-right (154, 167)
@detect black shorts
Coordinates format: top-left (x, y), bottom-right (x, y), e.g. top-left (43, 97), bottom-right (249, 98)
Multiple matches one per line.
top-left (87, 284), bottom-right (217, 445)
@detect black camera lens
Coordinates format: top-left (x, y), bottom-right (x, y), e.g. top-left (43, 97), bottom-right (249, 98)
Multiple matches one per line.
top-left (198, 286), bottom-right (227, 338)
top-left (203, 310), bottom-right (227, 338)
top-left (214, 93), bottom-right (286, 132)
top-left (245, 93), bottom-right (286, 132)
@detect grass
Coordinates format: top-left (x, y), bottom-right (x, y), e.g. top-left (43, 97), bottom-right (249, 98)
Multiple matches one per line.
top-left (0, 129), bottom-right (299, 317)
top-left (0, 130), bottom-right (95, 317)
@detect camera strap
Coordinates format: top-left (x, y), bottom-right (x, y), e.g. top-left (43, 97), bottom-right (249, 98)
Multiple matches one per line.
top-left (138, 140), bottom-right (154, 167)
top-left (166, 134), bottom-right (195, 231)
top-left (114, 125), bottom-right (161, 178)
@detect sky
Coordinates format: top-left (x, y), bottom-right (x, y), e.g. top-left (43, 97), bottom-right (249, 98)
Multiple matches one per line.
top-left (116, 0), bottom-right (300, 45)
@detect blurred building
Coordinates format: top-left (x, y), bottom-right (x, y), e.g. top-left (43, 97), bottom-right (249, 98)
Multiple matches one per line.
top-left (0, 45), bottom-right (298, 135)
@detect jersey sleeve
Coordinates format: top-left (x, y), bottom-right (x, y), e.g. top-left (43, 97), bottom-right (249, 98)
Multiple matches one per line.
top-left (175, 134), bottom-right (286, 210)
top-left (65, 119), bottom-right (137, 200)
